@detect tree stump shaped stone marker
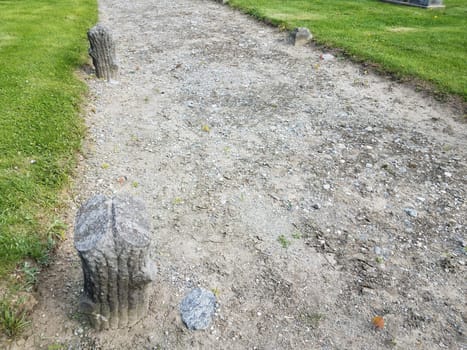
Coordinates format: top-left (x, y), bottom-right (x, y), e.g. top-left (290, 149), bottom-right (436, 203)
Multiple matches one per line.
top-left (74, 194), bottom-right (156, 330)
top-left (290, 27), bottom-right (313, 47)
top-left (87, 24), bottom-right (118, 81)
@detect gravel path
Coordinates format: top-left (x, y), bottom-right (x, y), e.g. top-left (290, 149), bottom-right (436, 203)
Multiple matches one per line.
top-left (16, 0), bottom-right (467, 349)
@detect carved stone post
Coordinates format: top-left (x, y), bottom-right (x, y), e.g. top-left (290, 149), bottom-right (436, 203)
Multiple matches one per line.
top-left (87, 24), bottom-right (118, 80)
top-left (74, 195), bottom-right (156, 330)
top-left (290, 27), bottom-right (312, 46)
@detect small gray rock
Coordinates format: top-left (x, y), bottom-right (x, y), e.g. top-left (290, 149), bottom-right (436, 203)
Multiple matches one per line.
top-left (180, 288), bottom-right (217, 330)
top-left (337, 111), bottom-right (349, 118)
top-left (320, 53), bottom-right (335, 61)
top-left (404, 207), bottom-right (418, 218)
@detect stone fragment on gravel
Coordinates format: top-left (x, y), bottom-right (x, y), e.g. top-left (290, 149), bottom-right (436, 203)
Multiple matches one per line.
top-left (320, 53), bottom-right (335, 61)
top-left (180, 288), bottom-right (217, 330)
top-left (404, 207), bottom-right (418, 218)
top-left (290, 27), bottom-right (312, 46)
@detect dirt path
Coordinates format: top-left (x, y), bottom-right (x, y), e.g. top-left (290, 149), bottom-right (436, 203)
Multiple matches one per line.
top-left (12, 0), bottom-right (467, 349)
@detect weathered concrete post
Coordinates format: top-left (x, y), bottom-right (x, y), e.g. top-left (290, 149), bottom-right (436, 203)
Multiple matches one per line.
top-left (380, 0), bottom-right (444, 8)
top-left (74, 194), bottom-right (156, 330)
top-left (290, 27), bottom-right (313, 46)
top-left (87, 24), bottom-right (118, 80)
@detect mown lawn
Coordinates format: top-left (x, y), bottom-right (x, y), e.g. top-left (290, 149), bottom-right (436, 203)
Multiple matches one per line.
top-left (0, 0), bottom-right (97, 277)
top-left (229, 0), bottom-right (467, 99)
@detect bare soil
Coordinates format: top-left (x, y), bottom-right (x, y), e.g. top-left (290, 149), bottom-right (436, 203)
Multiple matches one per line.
top-left (6, 0), bottom-right (467, 349)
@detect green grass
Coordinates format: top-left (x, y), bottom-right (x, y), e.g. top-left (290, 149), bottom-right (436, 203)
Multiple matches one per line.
top-left (0, 299), bottom-right (30, 337)
top-left (277, 234), bottom-right (291, 248)
top-left (229, 0), bottom-right (467, 99)
top-left (0, 0), bottom-right (97, 277)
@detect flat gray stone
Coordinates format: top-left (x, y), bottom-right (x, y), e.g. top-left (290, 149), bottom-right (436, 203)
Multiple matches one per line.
top-left (320, 53), bottom-right (335, 61)
top-left (180, 288), bottom-right (217, 330)
top-left (404, 207), bottom-right (418, 218)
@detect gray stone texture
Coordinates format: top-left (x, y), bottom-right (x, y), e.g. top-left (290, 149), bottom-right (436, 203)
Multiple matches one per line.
top-left (380, 0), bottom-right (444, 8)
top-left (88, 24), bottom-right (118, 80)
top-left (74, 194), bottom-right (156, 330)
top-left (180, 288), bottom-right (217, 330)
top-left (290, 27), bottom-right (312, 46)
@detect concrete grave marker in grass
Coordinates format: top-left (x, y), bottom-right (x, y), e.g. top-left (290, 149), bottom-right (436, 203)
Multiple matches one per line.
top-left (380, 0), bottom-right (444, 8)
top-left (290, 27), bottom-right (313, 47)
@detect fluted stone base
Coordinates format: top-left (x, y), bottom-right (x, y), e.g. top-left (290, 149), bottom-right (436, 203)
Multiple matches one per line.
top-left (74, 195), bottom-right (156, 330)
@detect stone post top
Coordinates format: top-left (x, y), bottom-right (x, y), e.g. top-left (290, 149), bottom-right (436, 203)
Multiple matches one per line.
top-left (74, 195), bottom-right (109, 252)
top-left (74, 194), bottom-right (151, 252)
top-left (88, 23), bottom-right (112, 33)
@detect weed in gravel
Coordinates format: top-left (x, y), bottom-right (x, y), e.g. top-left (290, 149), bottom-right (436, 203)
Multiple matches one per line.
top-left (47, 343), bottom-right (66, 350)
top-left (21, 262), bottom-right (40, 291)
top-left (292, 231), bottom-right (302, 239)
top-left (0, 300), bottom-right (30, 337)
top-left (381, 163), bottom-right (396, 176)
top-left (300, 312), bottom-right (324, 329)
top-left (375, 256), bottom-right (385, 264)
top-left (68, 310), bottom-right (86, 323)
top-left (211, 287), bottom-right (220, 297)
top-left (173, 197), bottom-right (183, 205)
top-left (277, 234), bottom-right (291, 248)
top-left (47, 220), bottom-right (67, 242)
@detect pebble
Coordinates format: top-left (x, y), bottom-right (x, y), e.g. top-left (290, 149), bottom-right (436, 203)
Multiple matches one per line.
top-left (337, 112), bottom-right (349, 118)
top-left (320, 53), bottom-right (335, 61)
top-left (456, 237), bottom-right (466, 247)
top-left (180, 288), bottom-right (217, 330)
top-left (404, 207), bottom-right (418, 218)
